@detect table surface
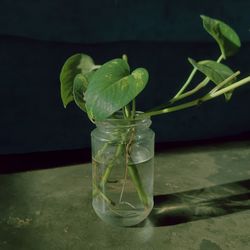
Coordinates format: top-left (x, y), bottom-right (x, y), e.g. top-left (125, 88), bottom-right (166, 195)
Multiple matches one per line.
top-left (0, 141), bottom-right (250, 250)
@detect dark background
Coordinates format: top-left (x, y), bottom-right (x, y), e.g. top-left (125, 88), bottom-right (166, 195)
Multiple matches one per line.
top-left (1, 0), bottom-right (250, 157)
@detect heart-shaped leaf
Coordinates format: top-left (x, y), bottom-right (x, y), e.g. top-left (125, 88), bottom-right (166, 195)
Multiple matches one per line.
top-left (60, 53), bottom-right (97, 108)
top-left (85, 58), bottom-right (130, 97)
top-left (201, 15), bottom-right (241, 58)
top-left (85, 59), bottom-right (149, 120)
top-left (188, 58), bottom-right (236, 100)
top-left (73, 74), bottom-right (88, 112)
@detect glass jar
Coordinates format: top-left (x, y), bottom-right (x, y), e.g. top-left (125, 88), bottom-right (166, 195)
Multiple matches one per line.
top-left (91, 114), bottom-right (155, 227)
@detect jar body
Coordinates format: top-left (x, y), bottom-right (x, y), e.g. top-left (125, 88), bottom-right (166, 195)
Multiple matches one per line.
top-left (91, 117), bottom-right (154, 226)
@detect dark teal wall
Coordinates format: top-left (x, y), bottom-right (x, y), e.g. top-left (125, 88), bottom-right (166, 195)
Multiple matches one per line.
top-left (1, 1), bottom-right (250, 154)
top-left (1, 0), bottom-right (250, 43)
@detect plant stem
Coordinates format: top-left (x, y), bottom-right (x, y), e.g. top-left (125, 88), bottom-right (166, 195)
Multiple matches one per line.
top-left (128, 163), bottom-right (149, 208)
top-left (93, 183), bottom-right (116, 206)
top-left (99, 143), bottom-right (124, 188)
top-left (122, 54), bottom-right (128, 62)
top-left (139, 76), bottom-right (250, 118)
top-left (172, 68), bottom-right (197, 99)
top-left (217, 54), bottom-right (224, 62)
top-left (96, 123), bottom-right (149, 209)
top-left (92, 65), bottom-right (101, 70)
top-left (171, 54), bottom-right (224, 102)
top-left (121, 53), bottom-right (131, 118)
top-left (171, 77), bottom-right (209, 103)
top-left (123, 104), bottom-right (131, 119)
top-left (209, 76), bottom-right (250, 98)
top-left (119, 127), bottom-right (135, 204)
top-left (119, 125), bottom-right (149, 208)
top-left (209, 71), bottom-right (240, 95)
top-left (131, 99), bottom-right (136, 118)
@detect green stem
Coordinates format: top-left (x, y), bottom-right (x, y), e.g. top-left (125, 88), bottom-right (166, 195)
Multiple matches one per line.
top-left (122, 53), bottom-right (131, 118)
top-left (173, 68), bottom-right (197, 99)
top-left (125, 105), bottom-right (131, 118)
top-left (171, 54), bottom-right (224, 102)
top-left (93, 183), bottom-right (116, 206)
top-left (122, 104), bottom-right (131, 119)
top-left (217, 54), bottom-right (224, 63)
top-left (139, 76), bottom-right (250, 118)
top-left (171, 77), bottom-right (209, 103)
top-left (94, 143), bottom-right (109, 162)
top-left (122, 54), bottom-right (128, 62)
top-left (209, 76), bottom-right (250, 98)
top-left (209, 71), bottom-right (240, 95)
top-left (120, 126), bottom-right (149, 208)
top-left (99, 143), bottom-right (124, 188)
top-left (92, 65), bottom-right (101, 70)
top-left (119, 127), bottom-right (135, 204)
top-left (96, 124), bottom-right (150, 209)
top-left (131, 99), bottom-right (136, 118)
top-left (128, 163), bottom-right (149, 208)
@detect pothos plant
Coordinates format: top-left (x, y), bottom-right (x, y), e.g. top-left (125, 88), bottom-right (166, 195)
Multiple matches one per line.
top-left (61, 15), bottom-right (250, 122)
top-left (60, 16), bottom-right (250, 210)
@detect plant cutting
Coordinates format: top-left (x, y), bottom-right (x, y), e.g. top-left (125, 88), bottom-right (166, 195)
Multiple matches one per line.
top-left (60, 15), bottom-right (250, 226)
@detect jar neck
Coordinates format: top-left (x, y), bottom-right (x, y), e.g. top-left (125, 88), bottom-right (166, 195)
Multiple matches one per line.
top-left (95, 114), bottom-right (152, 133)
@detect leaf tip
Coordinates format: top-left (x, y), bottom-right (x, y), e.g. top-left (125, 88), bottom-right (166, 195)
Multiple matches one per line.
top-left (61, 99), bottom-right (68, 109)
top-left (62, 99), bottom-right (69, 109)
top-left (122, 54), bottom-right (128, 63)
top-left (200, 14), bottom-right (205, 19)
top-left (188, 57), bottom-right (196, 66)
top-left (200, 14), bottom-right (210, 23)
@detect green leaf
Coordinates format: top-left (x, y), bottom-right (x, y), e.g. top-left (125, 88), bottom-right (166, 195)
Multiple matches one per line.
top-left (85, 58), bottom-right (130, 97)
top-left (73, 74), bottom-right (88, 112)
top-left (85, 59), bottom-right (149, 120)
top-left (188, 58), bottom-right (236, 100)
top-left (84, 58), bottom-right (129, 119)
top-left (60, 54), bottom-right (96, 108)
top-left (201, 15), bottom-right (241, 58)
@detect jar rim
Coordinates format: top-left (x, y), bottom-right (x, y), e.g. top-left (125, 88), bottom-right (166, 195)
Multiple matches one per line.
top-left (95, 111), bottom-right (151, 129)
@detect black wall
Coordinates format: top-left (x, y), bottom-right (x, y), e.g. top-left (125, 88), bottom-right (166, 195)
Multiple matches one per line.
top-left (1, 0), bottom-right (250, 154)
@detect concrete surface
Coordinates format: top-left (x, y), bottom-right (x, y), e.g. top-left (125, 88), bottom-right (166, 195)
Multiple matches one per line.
top-left (0, 141), bottom-right (249, 250)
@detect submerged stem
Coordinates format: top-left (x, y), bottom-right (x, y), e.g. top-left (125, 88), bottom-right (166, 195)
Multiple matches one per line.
top-left (99, 143), bottom-right (124, 188)
top-left (93, 183), bottom-right (116, 206)
top-left (95, 120), bottom-right (150, 209)
top-left (127, 163), bottom-right (149, 208)
top-left (119, 127), bottom-right (135, 204)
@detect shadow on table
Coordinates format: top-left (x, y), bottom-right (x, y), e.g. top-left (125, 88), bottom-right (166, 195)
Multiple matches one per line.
top-left (137, 179), bottom-right (250, 227)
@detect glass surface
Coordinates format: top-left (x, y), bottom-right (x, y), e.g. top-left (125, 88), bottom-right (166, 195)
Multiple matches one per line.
top-left (91, 115), bottom-right (155, 226)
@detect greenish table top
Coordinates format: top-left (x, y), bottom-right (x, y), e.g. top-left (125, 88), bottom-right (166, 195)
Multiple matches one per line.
top-left (0, 141), bottom-right (250, 250)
